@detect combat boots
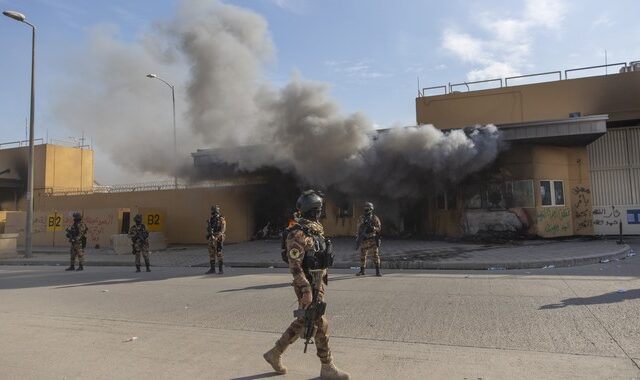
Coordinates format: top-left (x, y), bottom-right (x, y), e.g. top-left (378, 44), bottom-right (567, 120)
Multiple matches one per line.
top-left (76, 264), bottom-right (84, 271)
top-left (65, 265), bottom-right (75, 271)
top-left (136, 265), bottom-right (141, 273)
top-left (263, 346), bottom-right (287, 374)
top-left (320, 361), bottom-right (350, 380)
top-left (144, 258), bottom-right (151, 272)
top-left (375, 263), bottom-right (382, 277)
top-left (205, 261), bottom-right (216, 274)
top-left (218, 261), bottom-right (224, 275)
top-left (356, 267), bottom-right (365, 276)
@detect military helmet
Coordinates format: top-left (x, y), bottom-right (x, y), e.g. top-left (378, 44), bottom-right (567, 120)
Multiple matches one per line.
top-left (133, 214), bottom-right (143, 223)
top-left (72, 212), bottom-right (82, 220)
top-left (364, 202), bottom-right (374, 212)
top-left (296, 190), bottom-right (323, 213)
top-left (211, 205), bottom-right (220, 214)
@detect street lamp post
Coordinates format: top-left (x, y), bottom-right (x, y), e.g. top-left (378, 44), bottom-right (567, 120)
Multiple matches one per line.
top-left (146, 74), bottom-right (178, 189)
top-left (4, 10), bottom-right (35, 258)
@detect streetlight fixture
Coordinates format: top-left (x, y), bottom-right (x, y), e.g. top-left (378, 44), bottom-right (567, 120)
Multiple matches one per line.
top-left (4, 10), bottom-right (36, 258)
top-left (146, 73), bottom-right (178, 189)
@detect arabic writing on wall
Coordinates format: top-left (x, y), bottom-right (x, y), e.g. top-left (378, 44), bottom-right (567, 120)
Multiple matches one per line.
top-left (592, 205), bottom-right (621, 226)
top-left (572, 186), bottom-right (592, 232)
top-left (537, 207), bottom-right (571, 235)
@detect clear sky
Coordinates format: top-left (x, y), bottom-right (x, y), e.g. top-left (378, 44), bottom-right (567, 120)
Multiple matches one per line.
top-left (1, 0), bottom-right (639, 183)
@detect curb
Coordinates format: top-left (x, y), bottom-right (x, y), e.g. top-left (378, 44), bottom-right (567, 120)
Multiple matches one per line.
top-left (0, 244), bottom-right (632, 271)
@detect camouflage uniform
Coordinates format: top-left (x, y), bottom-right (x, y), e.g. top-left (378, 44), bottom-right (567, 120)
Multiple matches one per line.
top-left (207, 215), bottom-right (226, 262)
top-left (357, 214), bottom-right (382, 269)
top-left (264, 190), bottom-right (349, 380)
top-left (128, 223), bottom-right (150, 271)
top-left (65, 219), bottom-right (88, 270)
top-left (275, 219), bottom-right (332, 364)
top-left (205, 205), bottom-right (227, 274)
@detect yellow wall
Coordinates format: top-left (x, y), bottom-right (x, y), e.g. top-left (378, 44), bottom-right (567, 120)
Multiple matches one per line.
top-left (32, 185), bottom-right (257, 244)
top-left (427, 144), bottom-right (593, 238)
top-left (0, 144), bottom-right (94, 211)
top-left (6, 209), bottom-right (121, 248)
top-left (417, 71), bottom-right (640, 128)
top-left (42, 145), bottom-right (94, 191)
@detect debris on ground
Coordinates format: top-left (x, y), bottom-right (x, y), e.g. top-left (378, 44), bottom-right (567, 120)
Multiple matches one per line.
top-left (616, 289), bottom-right (627, 293)
top-left (542, 265), bottom-right (555, 269)
top-left (600, 259), bottom-right (611, 263)
top-left (122, 337), bottom-right (138, 343)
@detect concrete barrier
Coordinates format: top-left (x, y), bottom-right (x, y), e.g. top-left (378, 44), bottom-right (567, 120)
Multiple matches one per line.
top-left (0, 233), bottom-right (18, 258)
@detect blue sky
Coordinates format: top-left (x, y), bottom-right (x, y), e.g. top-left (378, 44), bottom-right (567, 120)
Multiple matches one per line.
top-left (1, 0), bottom-right (640, 183)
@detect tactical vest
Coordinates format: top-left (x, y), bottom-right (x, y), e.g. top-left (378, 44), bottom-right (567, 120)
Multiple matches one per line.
top-left (209, 217), bottom-right (222, 233)
top-left (280, 222), bottom-right (334, 271)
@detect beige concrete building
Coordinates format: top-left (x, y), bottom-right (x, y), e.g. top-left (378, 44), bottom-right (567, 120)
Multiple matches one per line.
top-left (417, 63), bottom-right (640, 238)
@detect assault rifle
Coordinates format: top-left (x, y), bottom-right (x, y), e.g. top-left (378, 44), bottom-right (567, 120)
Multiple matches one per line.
top-left (293, 269), bottom-right (327, 353)
top-left (66, 223), bottom-right (87, 248)
top-left (355, 216), bottom-right (380, 250)
top-left (132, 226), bottom-right (149, 245)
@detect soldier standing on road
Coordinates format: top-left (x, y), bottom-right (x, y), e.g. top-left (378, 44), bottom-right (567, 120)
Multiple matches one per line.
top-left (65, 212), bottom-right (88, 271)
top-left (264, 190), bottom-right (350, 380)
top-left (355, 202), bottom-right (382, 277)
top-left (129, 214), bottom-right (151, 273)
top-left (205, 205), bottom-right (227, 275)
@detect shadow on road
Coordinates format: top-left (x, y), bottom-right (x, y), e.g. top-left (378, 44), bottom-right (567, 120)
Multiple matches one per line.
top-left (230, 372), bottom-right (283, 380)
top-left (539, 288), bottom-right (640, 309)
top-left (218, 274), bottom-right (355, 293)
top-left (0, 266), bottom-right (286, 291)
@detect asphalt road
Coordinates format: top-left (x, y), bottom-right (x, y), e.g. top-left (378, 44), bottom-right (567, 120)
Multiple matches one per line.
top-left (2, 245), bottom-right (640, 379)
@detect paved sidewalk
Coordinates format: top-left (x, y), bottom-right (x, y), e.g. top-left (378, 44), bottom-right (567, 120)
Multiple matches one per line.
top-left (0, 236), bottom-right (634, 270)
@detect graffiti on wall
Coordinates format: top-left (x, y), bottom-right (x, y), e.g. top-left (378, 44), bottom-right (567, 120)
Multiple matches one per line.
top-left (572, 186), bottom-right (592, 232)
top-left (592, 205), bottom-right (621, 226)
top-left (536, 207), bottom-right (571, 235)
top-left (83, 214), bottom-right (116, 245)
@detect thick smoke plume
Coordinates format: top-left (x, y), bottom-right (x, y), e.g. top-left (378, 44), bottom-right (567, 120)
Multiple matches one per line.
top-left (53, 0), bottom-right (503, 198)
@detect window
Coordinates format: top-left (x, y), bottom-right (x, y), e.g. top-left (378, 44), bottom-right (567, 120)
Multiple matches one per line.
top-left (507, 180), bottom-right (535, 208)
top-left (540, 180), bottom-right (565, 206)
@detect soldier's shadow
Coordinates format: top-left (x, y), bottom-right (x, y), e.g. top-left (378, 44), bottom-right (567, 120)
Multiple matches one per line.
top-left (230, 372), bottom-right (282, 380)
top-left (218, 275), bottom-right (353, 293)
top-left (230, 374), bottom-right (320, 380)
top-left (539, 288), bottom-right (640, 309)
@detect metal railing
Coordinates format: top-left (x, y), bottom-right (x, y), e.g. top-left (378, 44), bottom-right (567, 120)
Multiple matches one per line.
top-left (564, 62), bottom-right (626, 79)
top-left (0, 138), bottom-right (44, 149)
top-left (505, 71), bottom-right (562, 86)
top-left (450, 78), bottom-right (503, 93)
top-left (420, 60), bottom-right (639, 97)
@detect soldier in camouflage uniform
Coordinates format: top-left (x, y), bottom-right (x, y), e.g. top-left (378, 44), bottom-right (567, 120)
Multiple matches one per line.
top-left (356, 202), bottom-right (382, 277)
top-left (263, 190), bottom-right (350, 380)
top-left (205, 205), bottom-right (227, 274)
top-left (128, 214), bottom-right (151, 272)
top-left (65, 212), bottom-right (88, 271)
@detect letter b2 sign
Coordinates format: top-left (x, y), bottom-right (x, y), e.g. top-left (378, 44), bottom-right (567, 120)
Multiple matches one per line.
top-left (144, 212), bottom-right (163, 232)
top-left (47, 214), bottom-right (61, 231)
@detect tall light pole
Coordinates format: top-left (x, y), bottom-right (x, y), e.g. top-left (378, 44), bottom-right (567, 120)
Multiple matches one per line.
top-left (4, 10), bottom-right (35, 257)
top-left (146, 73), bottom-right (178, 189)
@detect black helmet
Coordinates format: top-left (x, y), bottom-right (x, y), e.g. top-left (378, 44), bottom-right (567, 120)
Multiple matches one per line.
top-left (296, 190), bottom-right (323, 220)
top-left (72, 212), bottom-right (82, 221)
top-left (134, 214), bottom-right (143, 224)
top-left (211, 205), bottom-right (220, 215)
top-left (364, 202), bottom-right (374, 213)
